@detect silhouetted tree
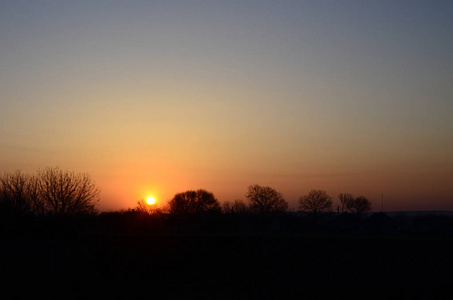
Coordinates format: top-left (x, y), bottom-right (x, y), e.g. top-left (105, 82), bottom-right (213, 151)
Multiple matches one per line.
top-left (222, 199), bottom-right (249, 213)
top-left (338, 193), bottom-right (354, 213)
top-left (299, 189), bottom-right (332, 215)
top-left (37, 167), bottom-right (99, 216)
top-left (0, 170), bottom-right (42, 215)
top-left (0, 168), bottom-right (99, 217)
top-left (222, 201), bottom-right (231, 213)
top-left (349, 196), bottom-right (372, 217)
top-left (168, 189), bottom-right (221, 215)
top-left (246, 185), bottom-right (288, 213)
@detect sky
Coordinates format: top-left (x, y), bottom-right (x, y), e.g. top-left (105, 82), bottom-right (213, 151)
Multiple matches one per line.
top-left (1, 0), bottom-right (452, 212)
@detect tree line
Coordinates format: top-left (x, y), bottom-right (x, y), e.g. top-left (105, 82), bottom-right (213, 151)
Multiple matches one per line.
top-left (158, 184), bottom-right (371, 217)
top-left (0, 168), bottom-right (372, 218)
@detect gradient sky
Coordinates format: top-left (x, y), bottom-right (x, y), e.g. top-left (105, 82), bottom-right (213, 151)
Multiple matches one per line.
top-left (1, 0), bottom-right (452, 211)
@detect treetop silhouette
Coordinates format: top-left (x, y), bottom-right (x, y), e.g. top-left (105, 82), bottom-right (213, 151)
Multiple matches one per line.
top-left (0, 167), bottom-right (99, 216)
top-left (246, 184), bottom-right (288, 213)
top-left (167, 189), bottom-right (221, 215)
top-left (299, 189), bottom-right (332, 215)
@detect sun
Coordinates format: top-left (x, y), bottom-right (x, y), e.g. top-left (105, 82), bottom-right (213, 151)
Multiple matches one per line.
top-left (146, 197), bottom-right (156, 205)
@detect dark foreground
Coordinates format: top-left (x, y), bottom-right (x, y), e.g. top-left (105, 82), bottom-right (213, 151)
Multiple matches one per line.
top-left (2, 212), bottom-right (453, 299)
top-left (2, 231), bottom-right (453, 299)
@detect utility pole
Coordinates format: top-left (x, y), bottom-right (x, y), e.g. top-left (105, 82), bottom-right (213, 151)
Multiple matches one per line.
top-left (381, 194), bottom-right (384, 212)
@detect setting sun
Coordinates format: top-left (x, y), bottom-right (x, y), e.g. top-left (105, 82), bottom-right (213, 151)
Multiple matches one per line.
top-left (146, 197), bottom-right (156, 205)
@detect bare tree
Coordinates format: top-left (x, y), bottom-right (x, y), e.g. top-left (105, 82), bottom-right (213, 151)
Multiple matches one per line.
top-left (349, 196), bottom-right (372, 217)
top-left (0, 168), bottom-right (99, 216)
top-left (37, 167), bottom-right (99, 216)
top-left (222, 201), bottom-right (232, 213)
top-left (246, 185), bottom-right (288, 213)
top-left (168, 189), bottom-right (221, 215)
top-left (0, 170), bottom-right (41, 215)
top-left (299, 189), bottom-right (332, 215)
top-left (338, 193), bottom-right (355, 213)
top-left (222, 199), bottom-right (249, 213)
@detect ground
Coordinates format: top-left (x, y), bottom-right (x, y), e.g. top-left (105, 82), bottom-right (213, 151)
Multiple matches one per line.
top-left (2, 227), bottom-right (452, 299)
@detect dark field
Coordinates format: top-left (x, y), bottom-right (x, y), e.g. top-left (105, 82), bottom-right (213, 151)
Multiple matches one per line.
top-left (2, 225), bottom-right (453, 299)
